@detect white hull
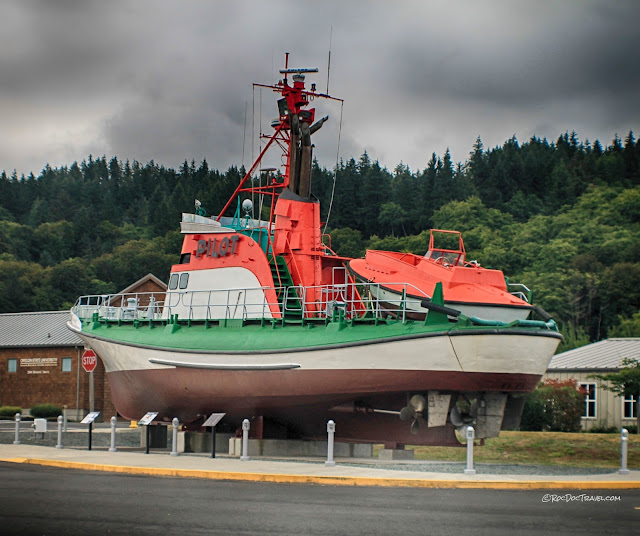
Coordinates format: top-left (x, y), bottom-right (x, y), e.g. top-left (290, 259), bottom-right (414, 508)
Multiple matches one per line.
top-left (70, 324), bottom-right (558, 378)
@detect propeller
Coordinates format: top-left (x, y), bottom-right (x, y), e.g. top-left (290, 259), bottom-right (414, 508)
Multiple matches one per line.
top-left (399, 394), bottom-right (427, 435)
top-left (450, 399), bottom-right (478, 435)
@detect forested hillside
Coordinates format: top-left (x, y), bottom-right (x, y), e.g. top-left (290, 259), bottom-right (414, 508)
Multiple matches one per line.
top-left (1, 131), bottom-right (639, 350)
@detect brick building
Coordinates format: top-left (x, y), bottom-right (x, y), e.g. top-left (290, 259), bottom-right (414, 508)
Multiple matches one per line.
top-left (0, 274), bottom-right (166, 420)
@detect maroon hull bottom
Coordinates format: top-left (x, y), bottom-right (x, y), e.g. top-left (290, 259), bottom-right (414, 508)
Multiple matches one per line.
top-left (107, 368), bottom-right (540, 446)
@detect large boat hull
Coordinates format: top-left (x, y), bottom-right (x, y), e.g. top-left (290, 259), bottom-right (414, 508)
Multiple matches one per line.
top-left (69, 318), bottom-right (561, 444)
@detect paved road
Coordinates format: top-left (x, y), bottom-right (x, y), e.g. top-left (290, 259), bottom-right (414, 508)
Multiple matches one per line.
top-left (1, 461), bottom-right (638, 535)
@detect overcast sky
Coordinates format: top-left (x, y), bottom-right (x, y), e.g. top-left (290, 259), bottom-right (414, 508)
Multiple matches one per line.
top-left (1, 0), bottom-right (639, 178)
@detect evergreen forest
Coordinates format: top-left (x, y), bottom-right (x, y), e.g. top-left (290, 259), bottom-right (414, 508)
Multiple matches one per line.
top-left (1, 131), bottom-right (639, 351)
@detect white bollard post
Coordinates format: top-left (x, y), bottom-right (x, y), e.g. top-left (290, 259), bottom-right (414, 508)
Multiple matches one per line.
top-left (13, 413), bottom-right (21, 445)
top-left (170, 417), bottom-right (179, 456)
top-left (620, 428), bottom-right (630, 475)
top-left (325, 420), bottom-right (336, 466)
top-left (56, 415), bottom-right (63, 449)
top-left (240, 419), bottom-right (250, 461)
top-left (464, 426), bottom-right (476, 475)
top-left (109, 416), bottom-right (117, 452)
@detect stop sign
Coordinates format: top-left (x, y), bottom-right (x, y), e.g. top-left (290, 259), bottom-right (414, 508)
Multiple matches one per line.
top-left (82, 349), bottom-right (98, 373)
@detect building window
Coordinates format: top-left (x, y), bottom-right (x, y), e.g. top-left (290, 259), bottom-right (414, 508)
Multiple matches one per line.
top-left (8, 359), bottom-right (17, 373)
top-left (62, 357), bottom-right (72, 372)
top-left (623, 395), bottom-right (637, 420)
top-left (580, 383), bottom-right (596, 418)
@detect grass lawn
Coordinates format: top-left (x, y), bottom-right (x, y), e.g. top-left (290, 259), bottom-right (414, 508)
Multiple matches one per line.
top-left (398, 431), bottom-right (640, 469)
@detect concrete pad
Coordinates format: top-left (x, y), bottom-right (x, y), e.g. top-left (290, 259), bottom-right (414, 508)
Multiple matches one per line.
top-left (378, 448), bottom-right (415, 460)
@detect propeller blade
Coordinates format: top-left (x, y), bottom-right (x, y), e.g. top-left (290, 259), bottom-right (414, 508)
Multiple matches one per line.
top-left (409, 394), bottom-right (426, 413)
top-left (410, 419), bottom-right (420, 435)
top-left (399, 406), bottom-right (413, 422)
top-left (450, 406), bottom-right (464, 427)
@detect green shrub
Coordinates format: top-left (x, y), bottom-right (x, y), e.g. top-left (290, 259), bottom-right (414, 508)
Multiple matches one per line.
top-left (520, 379), bottom-right (584, 432)
top-left (29, 403), bottom-right (63, 419)
top-left (587, 421), bottom-right (618, 433)
top-left (520, 396), bottom-right (549, 431)
top-left (0, 406), bottom-right (22, 418)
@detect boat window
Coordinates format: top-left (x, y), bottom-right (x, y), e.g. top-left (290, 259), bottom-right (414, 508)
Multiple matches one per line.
top-left (179, 273), bottom-right (189, 289)
top-left (169, 273), bottom-right (179, 290)
top-left (180, 253), bottom-right (191, 264)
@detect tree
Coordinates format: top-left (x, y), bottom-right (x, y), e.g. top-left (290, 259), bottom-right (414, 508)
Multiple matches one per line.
top-left (378, 202), bottom-right (408, 237)
top-left (328, 227), bottom-right (365, 258)
top-left (609, 312), bottom-right (640, 337)
top-left (590, 358), bottom-right (640, 434)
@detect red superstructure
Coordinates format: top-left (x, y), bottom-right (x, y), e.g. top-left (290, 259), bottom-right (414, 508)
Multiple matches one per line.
top-left (198, 54), bottom-right (364, 318)
top-left (349, 229), bottom-right (533, 322)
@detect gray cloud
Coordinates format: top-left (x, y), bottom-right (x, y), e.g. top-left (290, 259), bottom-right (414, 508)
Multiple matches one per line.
top-left (1, 0), bottom-right (638, 177)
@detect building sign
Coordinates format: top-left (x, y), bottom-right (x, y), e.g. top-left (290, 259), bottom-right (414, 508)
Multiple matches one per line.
top-left (19, 357), bottom-right (58, 375)
top-left (20, 358), bottom-right (58, 367)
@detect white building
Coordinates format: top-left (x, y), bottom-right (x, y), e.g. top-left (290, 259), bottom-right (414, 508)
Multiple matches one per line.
top-left (545, 338), bottom-right (640, 431)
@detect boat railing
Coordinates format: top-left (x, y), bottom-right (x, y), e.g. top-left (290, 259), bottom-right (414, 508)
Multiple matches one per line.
top-left (72, 292), bottom-right (166, 321)
top-left (71, 281), bottom-right (432, 325)
top-left (506, 282), bottom-right (532, 303)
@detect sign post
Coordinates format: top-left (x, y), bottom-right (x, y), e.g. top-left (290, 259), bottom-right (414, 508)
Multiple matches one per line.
top-left (202, 413), bottom-right (226, 458)
top-left (82, 349), bottom-right (98, 413)
top-left (138, 412), bottom-right (159, 454)
top-left (80, 411), bottom-right (101, 450)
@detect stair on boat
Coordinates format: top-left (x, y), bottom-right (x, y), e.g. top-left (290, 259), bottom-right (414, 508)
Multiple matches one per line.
top-left (269, 255), bottom-right (303, 321)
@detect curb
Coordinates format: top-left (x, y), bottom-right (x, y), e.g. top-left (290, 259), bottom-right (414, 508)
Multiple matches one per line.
top-left (3, 457), bottom-right (639, 490)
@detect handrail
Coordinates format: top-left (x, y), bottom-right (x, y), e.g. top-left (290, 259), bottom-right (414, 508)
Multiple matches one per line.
top-left (71, 281), bottom-right (558, 331)
top-left (72, 281), bottom-right (430, 324)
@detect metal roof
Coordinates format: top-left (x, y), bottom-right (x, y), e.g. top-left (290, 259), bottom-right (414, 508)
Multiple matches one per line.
top-left (0, 311), bottom-right (83, 348)
top-left (548, 338), bottom-right (640, 371)
top-left (118, 272), bottom-right (166, 294)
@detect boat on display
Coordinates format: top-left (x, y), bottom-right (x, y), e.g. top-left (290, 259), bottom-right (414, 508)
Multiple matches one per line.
top-left (348, 229), bottom-right (536, 323)
top-left (68, 56), bottom-right (562, 446)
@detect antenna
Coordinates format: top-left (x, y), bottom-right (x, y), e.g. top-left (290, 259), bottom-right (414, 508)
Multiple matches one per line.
top-left (326, 26), bottom-right (333, 94)
top-left (241, 101), bottom-right (247, 168)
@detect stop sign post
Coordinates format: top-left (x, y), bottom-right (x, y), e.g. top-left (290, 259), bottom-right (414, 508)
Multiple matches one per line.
top-left (82, 349), bottom-right (97, 413)
top-left (82, 349), bottom-right (97, 373)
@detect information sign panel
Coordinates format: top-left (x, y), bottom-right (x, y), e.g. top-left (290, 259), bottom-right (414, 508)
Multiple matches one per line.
top-left (138, 412), bottom-right (159, 426)
top-left (202, 413), bottom-right (226, 427)
top-left (80, 411), bottom-right (100, 424)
